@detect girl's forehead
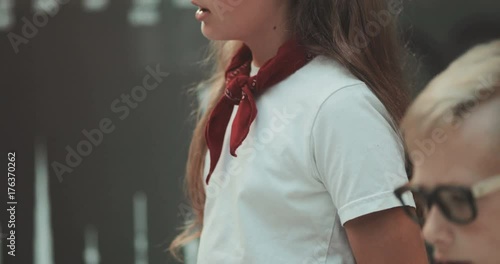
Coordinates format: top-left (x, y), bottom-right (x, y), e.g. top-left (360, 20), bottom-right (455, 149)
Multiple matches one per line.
top-left (410, 96), bottom-right (500, 187)
top-left (410, 133), bottom-right (493, 188)
top-left (412, 161), bottom-right (481, 188)
top-left (455, 100), bottom-right (500, 163)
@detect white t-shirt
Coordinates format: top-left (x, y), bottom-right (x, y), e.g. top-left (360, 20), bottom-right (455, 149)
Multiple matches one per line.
top-left (250, 62), bottom-right (260, 76)
top-left (196, 55), bottom-right (414, 264)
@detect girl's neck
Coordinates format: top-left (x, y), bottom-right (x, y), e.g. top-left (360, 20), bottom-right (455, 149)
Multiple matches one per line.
top-left (242, 9), bottom-right (291, 68)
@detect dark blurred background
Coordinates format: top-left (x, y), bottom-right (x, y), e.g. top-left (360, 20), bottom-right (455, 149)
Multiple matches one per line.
top-left (0, 0), bottom-right (499, 264)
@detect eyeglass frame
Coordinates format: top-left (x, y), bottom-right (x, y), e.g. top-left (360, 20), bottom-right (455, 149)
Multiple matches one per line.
top-left (394, 174), bottom-right (500, 225)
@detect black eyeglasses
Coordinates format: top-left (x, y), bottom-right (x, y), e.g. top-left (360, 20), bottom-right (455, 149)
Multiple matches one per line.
top-left (394, 175), bottom-right (500, 225)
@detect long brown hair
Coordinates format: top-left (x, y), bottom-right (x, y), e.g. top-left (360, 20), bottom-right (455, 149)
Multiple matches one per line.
top-left (170, 0), bottom-right (411, 259)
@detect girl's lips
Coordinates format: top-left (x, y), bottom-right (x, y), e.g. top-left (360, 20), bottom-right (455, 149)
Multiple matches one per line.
top-left (195, 8), bottom-right (210, 21)
top-left (191, 1), bottom-right (210, 12)
top-left (191, 0), bottom-right (211, 21)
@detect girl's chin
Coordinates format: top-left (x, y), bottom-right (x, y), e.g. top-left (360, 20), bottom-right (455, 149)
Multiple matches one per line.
top-left (200, 26), bottom-right (218, 40)
top-left (200, 27), bottom-right (235, 41)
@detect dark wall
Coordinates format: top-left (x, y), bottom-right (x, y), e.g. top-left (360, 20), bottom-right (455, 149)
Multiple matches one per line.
top-left (2, 1), bottom-right (207, 263)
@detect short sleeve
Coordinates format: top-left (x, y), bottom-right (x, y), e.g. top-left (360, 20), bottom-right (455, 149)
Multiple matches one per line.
top-left (311, 83), bottom-right (414, 226)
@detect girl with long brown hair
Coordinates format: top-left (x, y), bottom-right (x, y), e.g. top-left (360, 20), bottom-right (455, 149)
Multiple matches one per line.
top-left (171, 0), bottom-right (428, 263)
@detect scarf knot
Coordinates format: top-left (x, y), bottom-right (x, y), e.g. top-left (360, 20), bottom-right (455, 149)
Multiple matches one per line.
top-left (225, 75), bottom-right (255, 105)
top-left (204, 38), bottom-right (314, 185)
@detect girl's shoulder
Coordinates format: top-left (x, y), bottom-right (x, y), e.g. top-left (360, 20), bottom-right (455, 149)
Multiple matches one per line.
top-left (298, 55), bottom-right (364, 87)
top-left (271, 55), bottom-right (380, 112)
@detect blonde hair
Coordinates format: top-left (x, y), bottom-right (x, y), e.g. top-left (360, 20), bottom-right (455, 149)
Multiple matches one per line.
top-left (401, 40), bottom-right (500, 158)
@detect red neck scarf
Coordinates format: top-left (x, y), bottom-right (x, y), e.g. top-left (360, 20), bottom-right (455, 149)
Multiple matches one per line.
top-left (205, 38), bottom-right (314, 184)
